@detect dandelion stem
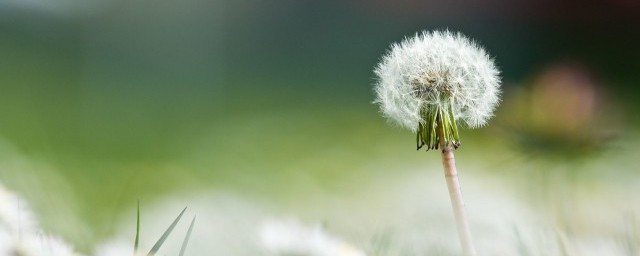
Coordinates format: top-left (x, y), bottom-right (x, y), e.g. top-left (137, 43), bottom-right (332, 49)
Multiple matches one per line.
top-left (437, 117), bottom-right (476, 256)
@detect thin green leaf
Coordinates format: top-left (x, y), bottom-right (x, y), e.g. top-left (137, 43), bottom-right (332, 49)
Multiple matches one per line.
top-left (179, 216), bottom-right (196, 256)
top-left (449, 100), bottom-right (460, 142)
top-left (135, 201), bottom-right (140, 255)
top-left (416, 122), bottom-right (422, 150)
top-left (147, 207), bottom-right (187, 256)
top-left (432, 107), bottom-right (438, 148)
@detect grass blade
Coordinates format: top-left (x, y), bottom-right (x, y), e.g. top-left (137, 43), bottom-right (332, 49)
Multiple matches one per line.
top-left (147, 207), bottom-right (187, 256)
top-left (179, 216), bottom-right (196, 256)
top-left (134, 201), bottom-right (140, 255)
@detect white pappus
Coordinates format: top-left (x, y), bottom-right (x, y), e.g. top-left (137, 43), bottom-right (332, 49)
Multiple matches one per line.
top-left (374, 30), bottom-right (501, 149)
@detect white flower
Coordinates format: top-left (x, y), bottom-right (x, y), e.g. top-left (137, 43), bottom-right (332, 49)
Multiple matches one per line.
top-left (374, 30), bottom-right (501, 149)
top-left (7, 232), bottom-right (78, 256)
top-left (94, 240), bottom-right (140, 256)
top-left (0, 183), bottom-right (81, 256)
top-left (0, 184), bottom-right (38, 234)
top-left (259, 218), bottom-right (366, 256)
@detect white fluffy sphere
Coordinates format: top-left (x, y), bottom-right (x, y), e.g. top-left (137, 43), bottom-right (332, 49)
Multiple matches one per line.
top-left (374, 30), bottom-right (501, 132)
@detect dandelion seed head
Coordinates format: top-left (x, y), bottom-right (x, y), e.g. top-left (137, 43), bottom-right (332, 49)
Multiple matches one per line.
top-left (374, 30), bottom-right (501, 133)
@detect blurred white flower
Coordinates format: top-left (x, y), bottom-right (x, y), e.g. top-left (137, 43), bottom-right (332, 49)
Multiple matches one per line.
top-left (0, 183), bottom-right (38, 234)
top-left (259, 218), bottom-right (366, 256)
top-left (96, 193), bottom-right (267, 256)
top-left (374, 30), bottom-right (500, 148)
top-left (0, 183), bottom-right (81, 256)
top-left (7, 232), bottom-right (79, 256)
top-left (94, 240), bottom-right (138, 256)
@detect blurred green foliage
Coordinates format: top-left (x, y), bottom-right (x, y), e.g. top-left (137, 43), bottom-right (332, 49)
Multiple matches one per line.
top-left (0, 0), bottom-right (639, 252)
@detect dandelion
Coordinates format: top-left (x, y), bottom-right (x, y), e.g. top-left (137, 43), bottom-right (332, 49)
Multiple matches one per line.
top-left (374, 30), bottom-right (500, 149)
top-left (373, 30), bottom-right (501, 256)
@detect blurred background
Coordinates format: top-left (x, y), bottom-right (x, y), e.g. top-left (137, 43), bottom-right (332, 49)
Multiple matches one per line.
top-left (1, 0), bottom-right (639, 255)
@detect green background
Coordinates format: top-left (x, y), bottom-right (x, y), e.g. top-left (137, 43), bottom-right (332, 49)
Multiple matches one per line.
top-left (1, 0), bottom-right (639, 253)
